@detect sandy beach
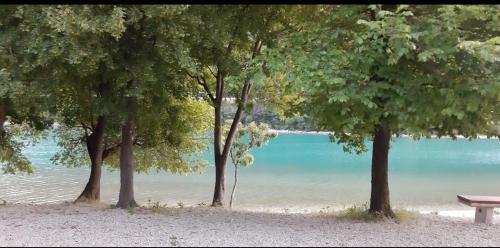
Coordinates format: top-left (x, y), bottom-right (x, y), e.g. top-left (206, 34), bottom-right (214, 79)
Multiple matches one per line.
top-left (1, 203), bottom-right (500, 247)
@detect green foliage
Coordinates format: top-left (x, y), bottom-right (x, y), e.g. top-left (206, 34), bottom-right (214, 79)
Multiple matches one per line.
top-left (227, 121), bottom-right (277, 168)
top-left (184, 5), bottom-right (317, 118)
top-left (146, 200), bottom-right (167, 213)
top-left (103, 97), bottom-right (213, 175)
top-left (0, 115), bottom-right (48, 175)
top-left (50, 126), bottom-right (88, 168)
top-left (266, 5), bottom-right (500, 153)
top-left (0, 6), bottom-right (53, 174)
top-left (0, 128), bottom-right (30, 174)
top-left (227, 121), bottom-right (277, 207)
top-left (1, 124), bottom-right (47, 174)
top-left (222, 101), bottom-right (318, 131)
top-left (127, 207), bottom-right (136, 214)
top-left (51, 97), bottom-right (212, 175)
top-left (15, 5), bottom-right (214, 175)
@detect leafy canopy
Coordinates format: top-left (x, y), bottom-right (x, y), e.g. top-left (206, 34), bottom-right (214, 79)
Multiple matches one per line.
top-left (16, 5), bottom-right (213, 174)
top-left (266, 5), bottom-right (500, 153)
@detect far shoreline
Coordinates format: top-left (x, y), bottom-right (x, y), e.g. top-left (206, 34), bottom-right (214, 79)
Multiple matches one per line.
top-left (272, 129), bottom-right (494, 140)
top-left (4, 121), bottom-right (495, 140)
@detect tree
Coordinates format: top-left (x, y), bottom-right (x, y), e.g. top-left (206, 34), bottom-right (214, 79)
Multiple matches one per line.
top-left (111, 5), bottom-right (210, 209)
top-left (0, 6), bottom-right (51, 174)
top-left (17, 5), bottom-right (128, 202)
top-left (267, 5), bottom-right (500, 217)
top-left (226, 121), bottom-right (277, 208)
top-left (183, 5), bottom-right (315, 207)
top-left (21, 5), bottom-right (212, 206)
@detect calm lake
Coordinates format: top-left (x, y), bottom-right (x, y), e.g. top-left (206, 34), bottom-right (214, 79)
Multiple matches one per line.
top-left (1, 133), bottom-right (500, 213)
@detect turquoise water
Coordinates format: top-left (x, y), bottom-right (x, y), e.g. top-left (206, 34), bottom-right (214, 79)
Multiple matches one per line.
top-left (1, 133), bottom-right (500, 212)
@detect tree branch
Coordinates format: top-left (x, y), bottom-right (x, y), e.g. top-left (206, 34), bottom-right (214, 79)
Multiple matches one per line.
top-left (186, 70), bottom-right (216, 104)
top-left (207, 66), bottom-right (217, 78)
top-left (197, 76), bottom-right (216, 104)
top-left (103, 143), bottom-right (120, 159)
top-left (133, 137), bottom-right (144, 147)
top-left (221, 80), bottom-right (251, 163)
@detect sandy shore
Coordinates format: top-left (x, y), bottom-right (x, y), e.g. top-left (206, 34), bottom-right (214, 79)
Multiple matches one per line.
top-left (1, 203), bottom-right (500, 247)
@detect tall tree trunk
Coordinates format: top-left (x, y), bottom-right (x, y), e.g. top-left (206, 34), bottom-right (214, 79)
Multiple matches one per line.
top-left (369, 124), bottom-right (395, 218)
top-left (116, 113), bottom-right (138, 209)
top-left (211, 72), bottom-right (251, 207)
top-left (75, 116), bottom-right (105, 203)
top-left (212, 71), bottom-right (225, 206)
top-left (211, 39), bottom-right (261, 207)
top-left (0, 102), bottom-right (6, 139)
top-left (116, 79), bottom-right (138, 209)
top-left (212, 157), bottom-right (226, 207)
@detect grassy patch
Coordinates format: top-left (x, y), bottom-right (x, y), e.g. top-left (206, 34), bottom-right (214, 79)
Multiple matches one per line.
top-left (322, 204), bottom-right (417, 223)
top-left (147, 200), bottom-right (168, 213)
top-left (134, 200), bottom-right (184, 215)
top-left (393, 209), bottom-right (418, 223)
top-left (127, 207), bottom-right (136, 214)
top-left (169, 235), bottom-right (179, 246)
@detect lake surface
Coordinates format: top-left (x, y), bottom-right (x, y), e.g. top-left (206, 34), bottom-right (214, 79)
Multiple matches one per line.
top-left (1, 133), bottom-right (500, 213)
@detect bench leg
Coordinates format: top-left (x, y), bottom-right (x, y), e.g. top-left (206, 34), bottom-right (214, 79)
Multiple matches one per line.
top-left (475, 207), bottom-right (493, 224)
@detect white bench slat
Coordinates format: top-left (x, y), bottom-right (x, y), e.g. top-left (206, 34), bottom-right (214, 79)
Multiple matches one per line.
top-left (457, 195), bottom-right (500, 207)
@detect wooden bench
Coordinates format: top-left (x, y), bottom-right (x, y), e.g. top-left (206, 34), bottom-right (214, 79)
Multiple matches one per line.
top-left (457, 195), bottom-right (500, 224)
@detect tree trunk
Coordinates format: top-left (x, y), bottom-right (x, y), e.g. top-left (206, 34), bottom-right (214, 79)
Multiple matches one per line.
top-left (212, 157), bottom-right (226, 207)
top-left (0, 102), bottom-right (6, 139)
top-left (369, 124), bottom-right (395, 218)
top-left (211, 72), bottom-right (251, 207)
top-left (211, 39), bottom-right (260, 207)
top-left (116, 77), bottom-right (139, 209)
top-left (212, 72), bottom-right (225, 207)
top-left (75, 116), bottom-right (105, 203)
top-left (229, 164), bottom-right (238, 209)
top-left (116, 113), bottom-right (138, 209)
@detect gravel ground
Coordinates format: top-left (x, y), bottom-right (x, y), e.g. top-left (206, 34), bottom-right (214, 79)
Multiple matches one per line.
top-left (1, 203), bottom-right (500, 247)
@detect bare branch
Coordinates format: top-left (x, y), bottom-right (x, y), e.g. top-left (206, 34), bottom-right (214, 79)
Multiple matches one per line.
top-left (185, 70), bottom-right (195, 79)
top-left (133, 138), bottom-right (144, 147)
top-left (81, 122), bottom-right (89, 138)
top-left (103, 143), bottom-right (120, 159)
top-left (197, 76), bottom-right (216, 104)
top-left (186, 70), bottom-right (216, 104)
top-left (207, 66), bottom-right (217, 78)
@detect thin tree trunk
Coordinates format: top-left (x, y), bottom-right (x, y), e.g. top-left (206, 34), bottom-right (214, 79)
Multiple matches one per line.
top-left (220, 81), bottom-right (250, 168)
top-left (75, 116), bottom-right (105, 203)
top-left (211, 39), bottom-right (261, 207)
top-left (369, 124), bottom-right (395, 218)
top-left (229, 164), bottom-right (238, 208)
top-left (116, 79), bottom-right (138, 209)
top-left (212, 71), bottom-right (225, 206)
top-left (212, 74), bottom-right (251, 207)
top-left (0, 102), bottom-right (6, 139)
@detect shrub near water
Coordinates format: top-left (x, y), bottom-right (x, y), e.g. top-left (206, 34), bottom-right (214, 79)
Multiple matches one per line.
top-left (325, 203), bottom-right (417, 223)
